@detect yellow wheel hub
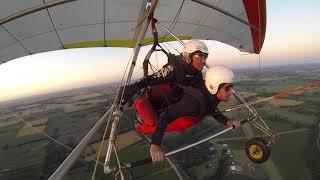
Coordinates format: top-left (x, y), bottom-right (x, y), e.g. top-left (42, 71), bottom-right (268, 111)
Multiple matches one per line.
top-left (249, 144), bottom-right (263, 159)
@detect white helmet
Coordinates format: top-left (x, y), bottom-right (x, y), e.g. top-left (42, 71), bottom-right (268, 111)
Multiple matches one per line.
top-left (183, 40), bottom-right (209, 63)
top-left (205, 66), bottom-right (234, 95)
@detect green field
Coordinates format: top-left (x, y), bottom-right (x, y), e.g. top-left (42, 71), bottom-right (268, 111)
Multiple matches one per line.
top-left (271, 130), bottom-right (315, 180)
top-left (1, 64), bottom-right (320, 179)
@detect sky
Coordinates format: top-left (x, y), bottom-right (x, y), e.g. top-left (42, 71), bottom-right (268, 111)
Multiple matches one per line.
top-left (0, 0), bottom-right (319, 102)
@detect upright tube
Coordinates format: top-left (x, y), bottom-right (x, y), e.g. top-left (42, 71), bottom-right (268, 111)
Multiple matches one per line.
top-left (48, 108), bottom-right (112, 180)
top-left (103, 0), bottom-right (158, 174)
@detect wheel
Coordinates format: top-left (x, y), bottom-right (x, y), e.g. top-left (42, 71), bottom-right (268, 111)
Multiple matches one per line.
top-left (245, 137), bottom-right (271, 163)
top-left (113, 164), bottom-right (133, 180)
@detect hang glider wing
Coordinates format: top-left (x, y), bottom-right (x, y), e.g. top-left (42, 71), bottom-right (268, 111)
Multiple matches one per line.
top-left (0, 0), bottom-right (266, 64)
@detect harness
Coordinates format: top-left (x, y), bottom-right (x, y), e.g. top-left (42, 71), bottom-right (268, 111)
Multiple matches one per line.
top-left (134, 85), bottom-right (205, 134)
top-left (182, 86), bottom-right (207, 116)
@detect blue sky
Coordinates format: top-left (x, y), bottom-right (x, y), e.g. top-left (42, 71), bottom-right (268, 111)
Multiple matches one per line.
top-left (0, 0), bottom-right (319, 102)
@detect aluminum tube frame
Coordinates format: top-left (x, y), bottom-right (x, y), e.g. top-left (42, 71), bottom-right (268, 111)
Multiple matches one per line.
top-left (48, 107), bottom-right (112, 180)
top-left (103, 115), bottom-right (120, 173)
top-left (232, 89), bottom-right (277, 142)
top-left (122, 0), bottom-right (158, 87)
top-left (105, 119), bottom-right (250, 173)
top-left (156, 21), bottom-right (185, 46)
top-left (166, 126), bottom-right (234, 156)
top-left (103, 0), bottom-right (158, 173)
top-left (0, 0), bottom-right (78, 25)
top-left (105, 126), bottom-right (234, 173)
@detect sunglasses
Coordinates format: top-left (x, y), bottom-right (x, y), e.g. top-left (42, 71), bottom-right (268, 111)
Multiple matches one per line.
top-left (223, 84), bottom-right (233, 92)
top-left (193, 53), bottom-right (208, 59)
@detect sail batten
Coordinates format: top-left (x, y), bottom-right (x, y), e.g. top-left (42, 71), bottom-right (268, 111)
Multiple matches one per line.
top-left (0, 0), bottom-right (266, 64)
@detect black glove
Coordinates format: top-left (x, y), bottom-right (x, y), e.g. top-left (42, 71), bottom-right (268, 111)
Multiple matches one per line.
top-left (116, 84), bottom-right (140, 107)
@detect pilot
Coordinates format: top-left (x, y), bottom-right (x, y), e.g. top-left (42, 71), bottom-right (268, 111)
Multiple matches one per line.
top-left (119, 40), bottom-right (209, 108)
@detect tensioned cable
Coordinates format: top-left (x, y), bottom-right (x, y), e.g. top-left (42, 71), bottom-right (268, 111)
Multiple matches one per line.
top-left (317, 122), bottom-right (320, 152)
top-left (118, 0), bottom-right (184, 58)
top-left (150, 0), bottom-right (185, 45)
top-left (129, 10), bottom-right (150, 32)
top-left (108, 111), bottom-right (123, 178)
top-left (149, 61), bottom-right (159, 73)
top-left (91, 105), bottom-right (114, 180)
top-left (103, 0), bottom-right (106, 47)
top-left (160, 42), bottom-right (171, 54)
top-left (0, 104), bottom-right (105, 165)
top-left (1, 25), bottom-right (31, 55)
top-left (156, 50), bottom-right (159, 69)
top-left (93, 5), bottom-right (143, 173)
top-left (190, 0), bottom-right (223, 38)
top-left (91, 27), bottom-right (137, 179)
top-left (255, 0), bottom-right (262, 136)
top-left (108, 82), bottom-right (320, 178)
top-left (113, 123), bottom-right (124, 179)
top-left (113, 145), bottom-right (124, 179)
top-left (223, 81), bottom-right (320, 113)
top-left (165, 0), bottom-right (185, 36)
top-left (148, 49), bottom-right (160, 73)
top-left (42, 0), bottom-right (65, 49)
top-left (163, 41), bottom-right (181, 54)
top-left (92, 83), bottom-right (320, 174)
top-left (257, 0), bottom-right (262, 84)
top-left (122, 115), bottom-right (183, 180)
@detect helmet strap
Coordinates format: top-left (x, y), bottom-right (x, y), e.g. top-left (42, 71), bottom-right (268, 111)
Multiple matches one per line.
top-left (189, 53), bottom-right (194, 64)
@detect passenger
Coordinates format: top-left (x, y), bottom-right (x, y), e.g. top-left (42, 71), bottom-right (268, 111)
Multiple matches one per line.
top-left (122, 66), bottom-right (241, 163)
top-left (148, 66), bottom-right (240, 163)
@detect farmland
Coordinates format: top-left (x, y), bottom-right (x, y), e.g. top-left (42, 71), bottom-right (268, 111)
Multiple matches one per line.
top-left (0, 63), bottom-right (319, 179)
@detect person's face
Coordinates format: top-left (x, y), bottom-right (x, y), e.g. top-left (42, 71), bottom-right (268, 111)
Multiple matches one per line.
top-left (191, 52), bottom-right (207, 72)
top-left (216, 83), bottom-right (233, 102)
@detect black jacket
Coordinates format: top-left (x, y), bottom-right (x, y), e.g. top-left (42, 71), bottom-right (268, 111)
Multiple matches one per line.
top-left (151, 82), bottom-right (230, 145)
top-left (135, 53), bottom-right (203, 90)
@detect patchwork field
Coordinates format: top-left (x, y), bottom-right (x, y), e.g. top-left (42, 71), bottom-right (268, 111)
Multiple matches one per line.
top-left (1, 63), bottom-right (319, 179)
top-left (16, 118), bottom-right (48, 138)
top-left (85, 130), bottom-right (143, 161)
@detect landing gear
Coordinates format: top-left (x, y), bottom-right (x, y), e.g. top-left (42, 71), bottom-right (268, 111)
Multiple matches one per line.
top-left (113, 164), bottom-right (133, 180)
top-left (245, 137), bottom-right (271, 163)
top-left (232, 90), bottom-right (277, 164)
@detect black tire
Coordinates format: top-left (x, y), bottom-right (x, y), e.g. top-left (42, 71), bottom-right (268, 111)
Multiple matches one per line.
top-left (113, 164), bottom-right (133, 180)
top-left (245, 137), bottom-right (271, 163)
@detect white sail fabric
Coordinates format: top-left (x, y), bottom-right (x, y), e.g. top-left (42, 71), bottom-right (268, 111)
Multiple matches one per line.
top-left (0, 0), bottom-right (266, 64)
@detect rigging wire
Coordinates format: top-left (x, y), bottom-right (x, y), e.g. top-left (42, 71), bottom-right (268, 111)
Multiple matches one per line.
top-left (141, 0), bottom-right (185, 54)
top-left (149, 61), bottom-right (159, 73)
top-left (256, 0), bottom-right (262, 88)
top-left (121, 115), bottom-right (184, 180)
top-left (160, 41), bottom-right (171, 54)
top-left (141, 0), bottom-right (185, 46)
top-left (91, 105), bottom-right (114, 180)
top-left (113, 142), bottom-right (124, 179)
top-left (92, 8), bottom-right (146, 176)
top-left (317, 121), bottom-right (320, 152)
top-left (190, 0), bottom-right (223, 38)
top-left (129, 6), bottom-right (151, 32)
top-left (162, 0), bottom-right (185, 38)
top-left (164, 41), bottom-right (181, 54)
top-left (0, 104), bottom-right (105, 165)
top-left (223, 81), bottom-right (320, 113)
top-left (114, 114), bottom-right (123, 178)
top-left (256, 0), bottom-right (262, 137)
top-left (91, 46), bottom-right (136, 179)
top-left (95, 2), bottom-right (161, 176)
top-left (156, 50), bottom-right (159, 69)
top-left (84, 79), bottom-right (320, 178)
